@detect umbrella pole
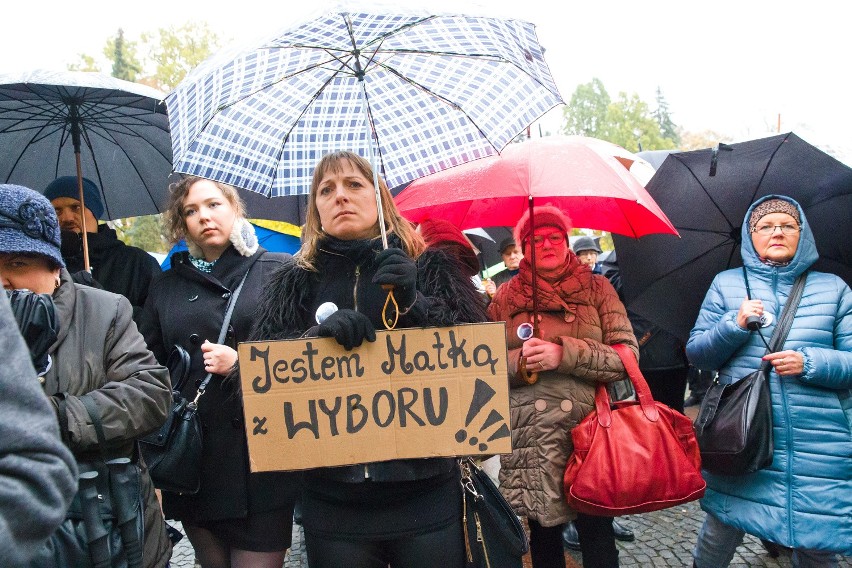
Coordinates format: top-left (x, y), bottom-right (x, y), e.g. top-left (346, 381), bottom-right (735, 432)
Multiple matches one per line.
top-left (70, 104), bottom-right (91, 273)
top-left (358, 75), bottom-right (388, 250)
top-left (517, 196), bottom-right (540, 385)
top-left (358, 74), bottom-right (400, 329)
top-left (529, 196), bottom-right (539, 337)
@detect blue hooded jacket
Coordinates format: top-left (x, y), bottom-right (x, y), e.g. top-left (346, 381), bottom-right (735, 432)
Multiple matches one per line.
top-left (687, 195), bottom-right (852, 554)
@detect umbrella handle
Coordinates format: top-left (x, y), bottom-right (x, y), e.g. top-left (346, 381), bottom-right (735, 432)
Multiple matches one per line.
top-left (381, 285), bottom-right (399, 330)
top-left (518, 357), bottom-right (539, 385)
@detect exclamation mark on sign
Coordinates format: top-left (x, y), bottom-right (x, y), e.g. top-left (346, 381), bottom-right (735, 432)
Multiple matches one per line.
top-left (455, 378), bottom-right (510, 452)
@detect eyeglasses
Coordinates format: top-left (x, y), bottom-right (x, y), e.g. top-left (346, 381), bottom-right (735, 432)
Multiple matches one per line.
top-left (529, 233), bottom-right (566, 247)
top-left (753, 224), bottom-right (800, 236)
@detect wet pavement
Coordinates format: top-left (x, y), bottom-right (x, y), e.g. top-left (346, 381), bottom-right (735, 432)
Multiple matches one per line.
top-left (170, 501), bottom-right (850, 568)
top-left (167, 405), bottom-right (849, 567)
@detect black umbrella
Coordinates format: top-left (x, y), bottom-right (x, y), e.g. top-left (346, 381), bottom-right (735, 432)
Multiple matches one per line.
top-left (614, 132), bottom-right (852, 342)
top-left (463, 226), bottom-right (513, 277)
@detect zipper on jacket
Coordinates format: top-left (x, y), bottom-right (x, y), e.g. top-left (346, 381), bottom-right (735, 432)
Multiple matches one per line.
top-left (354, 265), bottom-right (360, 313)
top-left (475, 511), bottom-right (491, 568)
top-left (779, 364), bottom-right (794, 545)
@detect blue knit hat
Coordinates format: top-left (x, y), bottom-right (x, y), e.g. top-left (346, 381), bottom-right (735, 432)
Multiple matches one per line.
top-left (0, 184), bottom-right (65, 268)
top-left (43, 176), bottom-right (105, 220)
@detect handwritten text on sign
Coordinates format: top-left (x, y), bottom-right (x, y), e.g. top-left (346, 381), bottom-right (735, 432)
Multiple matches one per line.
top-left (238, 323), bottom-right (510, 472)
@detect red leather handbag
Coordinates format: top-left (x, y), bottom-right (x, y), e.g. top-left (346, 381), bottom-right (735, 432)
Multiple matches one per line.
top-left (563, 344), bottom-right (706, 516)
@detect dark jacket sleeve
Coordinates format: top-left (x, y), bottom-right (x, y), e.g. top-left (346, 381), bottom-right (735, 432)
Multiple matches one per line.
top-left (63, 293), bottom-right (171, 451)
top-left (0, 296), bottom-right (77, 566)
top-left (413, 248), bottom-right (489, 326)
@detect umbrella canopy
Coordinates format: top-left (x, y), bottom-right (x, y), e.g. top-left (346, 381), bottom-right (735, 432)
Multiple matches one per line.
top-left (395, 135), bottom-right (678, 238)
top-left (0, 69), bottom-right (172, 220)
top-left (613, 132), bottom-right (852, 342)
top-left (165, 6), bottom-right (563, 201)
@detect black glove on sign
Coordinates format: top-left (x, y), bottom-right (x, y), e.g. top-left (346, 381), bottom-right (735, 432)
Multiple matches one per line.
top-left (317, 309), bottom-right (376, 351)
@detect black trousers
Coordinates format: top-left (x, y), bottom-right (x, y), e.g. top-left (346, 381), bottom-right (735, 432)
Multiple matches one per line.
top-left (643, 367), bottom-right (688, 414)
top-left (528, 514), bottom-right (618, 568)
top-left (304, 518), bottom-right (464, 568)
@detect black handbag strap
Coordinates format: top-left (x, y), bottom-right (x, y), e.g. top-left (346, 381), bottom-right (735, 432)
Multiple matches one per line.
top-left (80, 395), bottom-right (107, 447)
top-left (194, 269), bottom-right (250, 402)
top-left (742, 267), bottom-right (807, 372)
top-left (696, 271), bottom-right (807, 437)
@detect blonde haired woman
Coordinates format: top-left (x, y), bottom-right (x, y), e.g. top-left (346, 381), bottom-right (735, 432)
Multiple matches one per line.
top-left (252, 151), bottom-right (487, 567)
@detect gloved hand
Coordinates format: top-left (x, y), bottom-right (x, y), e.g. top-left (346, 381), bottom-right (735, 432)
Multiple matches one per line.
top-left (317, 309), bottom-right (376, 350)
top-left (6, 289), bottom-right (59, 375)
top-left (372, 248), bottom-right (417, 308)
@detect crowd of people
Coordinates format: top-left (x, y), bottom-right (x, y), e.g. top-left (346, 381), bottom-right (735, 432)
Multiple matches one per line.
top-left (1, 157), bottom-right (850, 568)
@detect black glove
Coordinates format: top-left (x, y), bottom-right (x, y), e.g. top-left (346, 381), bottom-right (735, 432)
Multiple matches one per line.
top-left (317, 309), bottom-right (376, 351)
top-left (372, 248), bottom-right (417, 308)
top-left (6, 289), bottom-right (59, 375)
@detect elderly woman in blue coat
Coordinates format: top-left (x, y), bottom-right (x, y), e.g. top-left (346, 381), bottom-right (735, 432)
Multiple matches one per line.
top-left (687, 195), bottom-right (852, 567)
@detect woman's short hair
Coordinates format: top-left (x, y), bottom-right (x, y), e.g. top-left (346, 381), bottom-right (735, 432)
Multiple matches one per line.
top-left (162, 176), bottom-right (247, 244)
top-left (298, 151), bottom-right (424, 270)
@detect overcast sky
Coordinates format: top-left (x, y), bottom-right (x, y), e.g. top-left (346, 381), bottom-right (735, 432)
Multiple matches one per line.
top-left (4, 0), bottom-right (850, 162)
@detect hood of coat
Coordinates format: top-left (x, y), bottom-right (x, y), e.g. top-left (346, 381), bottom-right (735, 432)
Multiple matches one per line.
top-left (740, 194), bottom-right (817, 280)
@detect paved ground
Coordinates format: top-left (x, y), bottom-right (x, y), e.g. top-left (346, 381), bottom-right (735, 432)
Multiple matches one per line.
top-left (168, 410), bottom-right (850, 568)
top-left (557, 500), bottom-right (852, 568)
top-left (171, 501), bottom-right (851, 568)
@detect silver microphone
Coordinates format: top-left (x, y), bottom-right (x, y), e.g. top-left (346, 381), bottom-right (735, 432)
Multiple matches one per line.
top-left (315, 301), bottom-right (339, 324)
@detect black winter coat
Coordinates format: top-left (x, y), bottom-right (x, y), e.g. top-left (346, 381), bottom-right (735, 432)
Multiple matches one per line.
top-left (252, 235), bottom-right (488, 483)
top-left (139, 246), bottom-right (298, 523)
top-left (61, 225), bottom-right (161, 321)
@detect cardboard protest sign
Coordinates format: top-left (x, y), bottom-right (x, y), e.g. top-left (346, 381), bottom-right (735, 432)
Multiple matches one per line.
top-left (238, 322), bottom-right (511, 472)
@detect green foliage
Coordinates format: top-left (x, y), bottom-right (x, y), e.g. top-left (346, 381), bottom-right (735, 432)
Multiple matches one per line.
top-left (561, 78), bottom-right (677, 152)
top-left (67, 54), bottom-right (101, 73)
top-left (562, 78), bottom-right (611, 138)
top-left (141, 22), bottom-right (221, 91)
top-left (113, 215), bottom-right (168, 253)
top-left (653, 87), bottom-right (680, 145)
top-left (605, 92), bottom-right (676, 152)
top-left (107, 29), bottom-right (142, 81)
top-left (70, 21), bottom-right (220, 93)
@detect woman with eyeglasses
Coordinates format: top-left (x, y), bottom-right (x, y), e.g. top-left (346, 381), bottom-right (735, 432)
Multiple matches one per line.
top-left (688, 196), bottom-right (852, 567)
top-left (487, 205), bottom-right (638, 568)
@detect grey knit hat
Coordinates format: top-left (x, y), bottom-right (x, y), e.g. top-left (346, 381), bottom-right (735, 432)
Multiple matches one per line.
top-left (0, 184), bottom-right (65, 268)
top-left (572, 236), bottom-right (602, 254)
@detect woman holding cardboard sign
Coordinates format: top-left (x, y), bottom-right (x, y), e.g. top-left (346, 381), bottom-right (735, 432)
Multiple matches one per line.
top-left (252, 151), bottom-right (487, 567)
top-left (140, 177), bottom-right (296, 568)
top-left (487, 205), bottom-right (638, 568)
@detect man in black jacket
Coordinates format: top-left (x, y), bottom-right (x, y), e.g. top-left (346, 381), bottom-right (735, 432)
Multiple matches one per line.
top-left (44, 176), bottom-right (161, 321)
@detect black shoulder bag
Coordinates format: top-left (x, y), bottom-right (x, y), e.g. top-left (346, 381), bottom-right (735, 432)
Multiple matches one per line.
top-left (31, 397), bottom-right (145, 568)
top-left (140, 270), bottom-right (250, 495)
top-left (694, 270), bottom-right (807, 476)
top-left (459, 457), bottom-right (529, 568)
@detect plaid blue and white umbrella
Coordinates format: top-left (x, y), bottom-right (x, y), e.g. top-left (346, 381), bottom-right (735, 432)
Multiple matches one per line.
top-left (166, 7), bottom-right (563, 203)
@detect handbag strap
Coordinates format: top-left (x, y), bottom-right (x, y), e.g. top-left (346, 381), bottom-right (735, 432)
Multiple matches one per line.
top-left (80, 394), bottom-right (124, 461)
top-left (767, 271), bottom-right (807, 353)
top-left (194, 269), bottom-right (251, 402)
top-left (595, 344), bottom-right (659, 426)
top-left (695, 271), bottom-right (808, 436)
top-left (742, 267), bottom-right (808, 373)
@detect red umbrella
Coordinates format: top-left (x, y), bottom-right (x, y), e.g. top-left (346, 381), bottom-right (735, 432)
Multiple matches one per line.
top-left (395, 135), bottom-right (677, 238)
top-left (397, 135), bottom-right (677, 384)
